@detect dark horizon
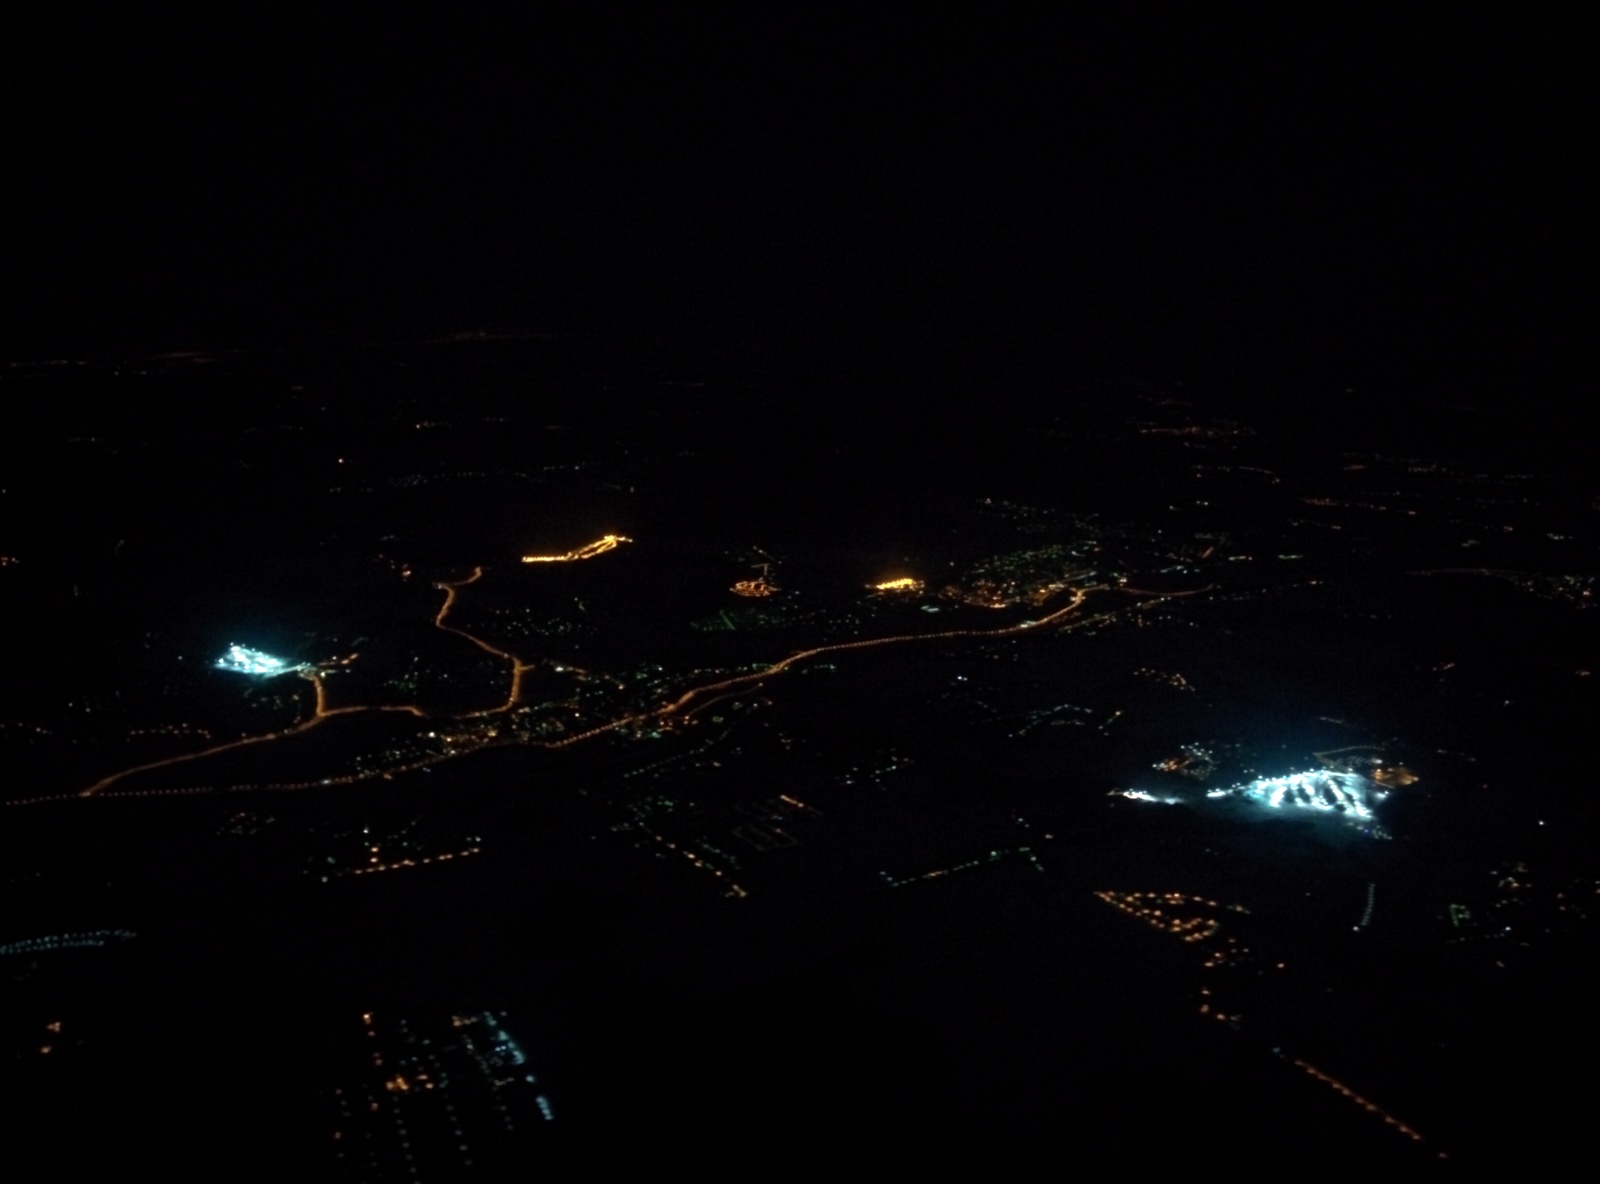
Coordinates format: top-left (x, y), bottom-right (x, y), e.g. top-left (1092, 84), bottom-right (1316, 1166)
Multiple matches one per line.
top-left (7, 10), bottom-right (1594, 404)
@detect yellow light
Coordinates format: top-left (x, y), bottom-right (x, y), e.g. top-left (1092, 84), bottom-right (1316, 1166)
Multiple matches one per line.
top-left (521, 534), bottom-right (631, 563)
top-left (869, 577), bottom-right (924, 593)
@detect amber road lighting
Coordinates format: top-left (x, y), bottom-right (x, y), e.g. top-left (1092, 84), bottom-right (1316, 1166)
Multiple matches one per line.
top-left (869, 577), bottom-right (924, 593)
top-left (1289, 1056), bottom-right (1439, 1152)
top-left (520, 534), bottom-right (630, 563)
top-left (41, 559), bottom-right (1098, 802)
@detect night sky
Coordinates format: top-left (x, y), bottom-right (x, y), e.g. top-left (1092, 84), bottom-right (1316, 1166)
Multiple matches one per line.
top-left (7, 10), bottom-right (1593, 400)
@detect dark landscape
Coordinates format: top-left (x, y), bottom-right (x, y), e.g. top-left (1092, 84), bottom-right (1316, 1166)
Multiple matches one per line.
top-left (4, 10), bottom-right (1595, 1178)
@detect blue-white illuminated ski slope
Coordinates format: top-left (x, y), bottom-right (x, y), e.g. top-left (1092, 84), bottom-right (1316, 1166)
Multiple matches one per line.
top-left (215, 644), bottom-right (306, 677)
top-left (1121, 769), bottom-right (1387, 831)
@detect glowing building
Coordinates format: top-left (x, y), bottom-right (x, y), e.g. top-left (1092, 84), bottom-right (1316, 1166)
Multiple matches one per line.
top-left (1373, 764), bottom-right (1419, 787)
top-left (215, 644), bottom-right (305, 677)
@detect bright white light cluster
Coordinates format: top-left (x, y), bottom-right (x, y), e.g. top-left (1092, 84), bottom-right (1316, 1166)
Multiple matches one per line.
top-left (216, 644), bottom-right (304, 677)
top-left (1206, 769), bottom-right (1382, 821)
top-left (1120, 789), bottom-right (1182, 804)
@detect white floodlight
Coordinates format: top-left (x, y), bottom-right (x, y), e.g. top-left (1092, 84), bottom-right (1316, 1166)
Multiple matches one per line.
top-left (215, 644), bottom-right (304, 677)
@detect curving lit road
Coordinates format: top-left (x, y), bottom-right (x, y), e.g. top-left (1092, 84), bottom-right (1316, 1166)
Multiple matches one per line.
top-left (541, 585), bottom-right (1094, 748)
top-left (50, 551), bottom-right (1099, 801)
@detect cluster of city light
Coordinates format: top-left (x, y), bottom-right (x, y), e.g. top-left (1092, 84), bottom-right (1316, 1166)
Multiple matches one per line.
top-left (731, 578), bottom-right (778, 597)
top-left (1204, 769), bottom-right (1381, 821)
top-left (945, 577), bottom-right (1074, 609)
top-left (941, 543), bottom-right (1090, 608)
top-left (456, 1010), bottom-right (531, 1088)
top-left (520, 534), bottom-right (630, 563)
top-left (1097, 892), bottom-right (1259, 975)
top-left (1134, 666), bottom-right (1192, 690)
top-left (868, 577), bottom-right (924, 593)
top-left (1095, 890), bottom-right (1245, 943)
top-left (0, 929), bottom-right (136, 958)
top-left (1153, 743), bottom-right (1217, 778)
top-left (215, 644), bottom-right (306, 677)
top-left (1200, 936), bottom-right (1251, 969)
top-left (346, 1008), bottom-right (546, 1173)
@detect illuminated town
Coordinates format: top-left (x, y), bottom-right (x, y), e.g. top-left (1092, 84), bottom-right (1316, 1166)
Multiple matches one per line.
top-left (0, 335), bottom-right (1592, 1174)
